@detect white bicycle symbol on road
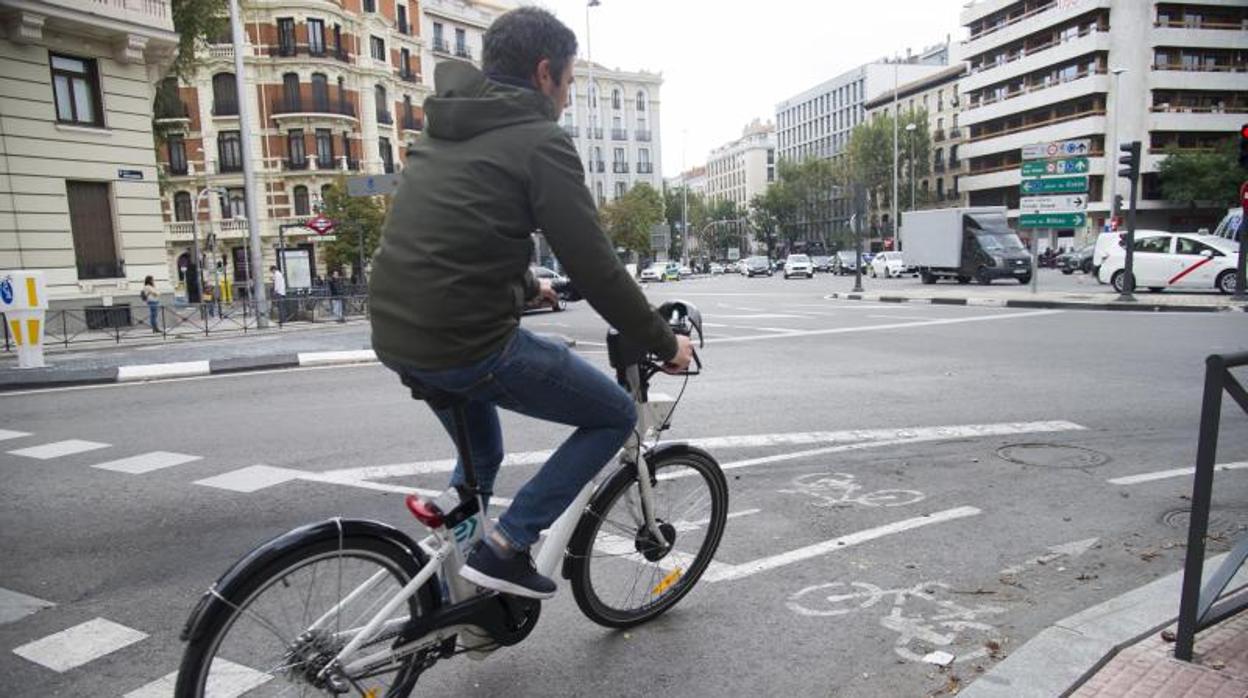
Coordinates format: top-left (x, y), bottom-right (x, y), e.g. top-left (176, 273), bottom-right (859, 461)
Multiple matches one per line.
top-left (786, 581), bottom-right (1005, 663)
top-left (779, 472), bottom-right (925, 508)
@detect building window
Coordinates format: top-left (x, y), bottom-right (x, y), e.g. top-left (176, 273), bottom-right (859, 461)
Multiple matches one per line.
top-left (321, 183), bottom-right (334, 201)
top-left (595, 180), bottom-right (604, 204)
top-left (612, 89), bottom-right (621, 110)
top-left (288, 129), bottom-right (306, 167)
top-left (636, 90), bottom-right (646, 112)
top-left (614, 181), bottom-right (626, 198)
top-left (50, 54), bottom-right (103, 126)
top-left (400, 47), bottom-right (411, 77)
top-left (316, 129), bottom-right (334, 165)
top-left (433, 23), bottom-right (444, 50)
top-left (173, 191), bottom-right (192, 222)
top-left (333, 24), bottom-right (344, 57)
top-left (220, 187), bottom-right (245, 218)
top-left (363, 0), bottom-right (376, 12)
top-left (293, 185), bottom-right (310, 216)
top-left (375, 84), bottom-right (391, 123)
top-left (370, 36), bottom-right (385, 61)
top-left (397, 4), bottom-right (409, 34)
top-left (379, 137), bottom-right (394, 173)
top-left (277, 18), bottom-right (296, 56)
top-left (311, 73), bottom-right (328, 109)
top-left (282, 72), bottom-right (300, 110)
top-left (308, 19), bottom-right (325, 56)
top-left (167, 134), bottom-right (187, 175)
top-left (455, 28), bottom-right (466, 55)
top-left (212, 73), bottom-right (238, 116)
top-left (341, 131), bottom-right (352, 166)
top-left (66, 181), bottom-right (119, 279)
top-left (218, 130), bottom-right (242, 172)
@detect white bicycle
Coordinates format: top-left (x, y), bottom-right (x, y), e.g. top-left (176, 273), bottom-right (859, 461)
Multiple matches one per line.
top-left (174, 301), bottom-right (728, 696)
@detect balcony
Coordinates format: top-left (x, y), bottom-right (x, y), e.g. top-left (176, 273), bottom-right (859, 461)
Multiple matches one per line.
top-left (333, 46), bottom-right (351, 63)
top-left (963, 28), bottom-right (1110, 94)
top-left (950, 127), bottom-right (962, 139)
top-left (402, 115), bottom-right (423, 132)
top-left (397, 70), bottom-right (420, 84)
top-left (933, 159), bottom-right (946, 173)
top-left (637, 162), bottom-right (653, 174)
top-left (590, 160), bottom-right (604, 173)
top-left (962, 0), bottom-right (1111, 59)
top-left (1152, 21), bottom-right (1248, 51)
top-left (611, 129), bottom-right (630, 141)
top-left (635, 130), bottom-right (651, 142)
top-left (933, 129), bottom-right (946, 142)
top-left (212, 101), bottom-right (239, 117)
top-left (422, 0), bottom-right (493, 29)
top-left (165, 162), bottom-right (189, 176)
top-left (562, 124), bottom-right (579, 137)
top-left (155, 99), bottom-right (190, 122)
top-left (383, 161), bottom-right (396, 174)
top-left (398, 18), bottom-right (409, 34)
top-left (1146, 108), bottom-right (1246, 135)
top-left (588, 128), bottom-right (604, 139)
top-left (962, 112), bottom-right (1106, 160)
top-left (433, 38), bottom-right (451, 54)
top-left (377, 109), bottom-right (393, 125)
top-left (218, 160), bottom-right (243, 174)
top-left (165, 221), bottom-right (194, 241)
top-left (963, 73), bottom-right (1109, 127)
top-left (455, 46), bottom-right (472, 60)
top-left (612, 162), bottom-right (629, 174)
top-left (284, 159), bottom-right (309, 171)
top-left (47, 0), bottom-right (175, 35)
top-left (270, 97), bottom-right (358, 121)
top-left (207, 44), bottom-right (235, 61)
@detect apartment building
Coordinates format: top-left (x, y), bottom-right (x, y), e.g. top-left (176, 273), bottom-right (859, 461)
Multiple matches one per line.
top-left (706, 119), bottom-right (776, 210)
top-left (959, 0), bottom-right (1247, 247)
top-left (0, 0), bottom-right (178, 310)
top-left (559, 60), bottom-right (664, 205)
top-left (667, 166), bottom-right (708, 197)
top-left (421, 0), bottom-right (514, 88)
top-left (775, 42), bottom-right (950, 241)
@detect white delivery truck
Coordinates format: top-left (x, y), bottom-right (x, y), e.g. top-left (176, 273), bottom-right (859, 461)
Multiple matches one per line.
top-left (901, 207), bottom-right (1033, 285)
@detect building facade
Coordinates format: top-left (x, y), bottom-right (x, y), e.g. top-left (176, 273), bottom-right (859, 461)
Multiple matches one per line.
top-left (706, 119), bottom-right (776, 210)
top-left (0, 0), bottom-right (178, 310)
top-left (666, 165), bottom-right (707, 197)
top-left (775, 42), bottom-right (951, 241)
top-left (959, 0), bottom-right (1247, 248)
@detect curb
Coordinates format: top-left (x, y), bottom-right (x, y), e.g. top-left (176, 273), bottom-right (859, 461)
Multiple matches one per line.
top-left (825, 292), bottom-right (1248, 313)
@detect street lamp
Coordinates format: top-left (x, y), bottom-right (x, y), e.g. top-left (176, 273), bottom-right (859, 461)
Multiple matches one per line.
top-left (905, 122), bottom-right (917, 229)
top-left (585, 0), bottom-right (600, 190)
top-left (190, 186), bottom-right (228, 301)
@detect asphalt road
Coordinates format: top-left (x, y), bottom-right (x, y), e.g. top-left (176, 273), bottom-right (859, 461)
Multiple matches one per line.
top-left (2, 274), bottom-right (1246, 697)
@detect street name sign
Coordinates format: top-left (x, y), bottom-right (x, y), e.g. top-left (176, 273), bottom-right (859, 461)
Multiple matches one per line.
top-left (1020, 176), bottom-right (1089, 195)
top-left (346, 174), bottom-right (402, 197)
top-left (1020, 194), bottom-right (1088, 213)
top-left (1020, 212), bottom-right (1087, 229)
top-left (1021, 157), bottom-right (1089, 177)
top-left (1021, 139), bottom-right (1091, 161)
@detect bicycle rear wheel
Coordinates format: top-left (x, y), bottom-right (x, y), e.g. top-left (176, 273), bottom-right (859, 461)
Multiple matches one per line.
top-left (566, 448), bottom-right (728, 628)
top-left (175, 535), bottom-right (438, 697)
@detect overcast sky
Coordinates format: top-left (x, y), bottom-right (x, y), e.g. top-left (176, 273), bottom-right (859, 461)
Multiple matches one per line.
top-left (529, 0), bottom-right (971, 176)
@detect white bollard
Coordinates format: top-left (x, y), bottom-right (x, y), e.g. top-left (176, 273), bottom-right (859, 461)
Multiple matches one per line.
top-left (1, 271), bottom-right (48, 369)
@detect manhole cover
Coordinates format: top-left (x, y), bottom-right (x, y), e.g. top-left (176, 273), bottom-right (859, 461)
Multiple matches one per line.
top-left (995, 443), bottom-right (1110, 469)
top-left (1161, 508), bottom-right (1246, 534)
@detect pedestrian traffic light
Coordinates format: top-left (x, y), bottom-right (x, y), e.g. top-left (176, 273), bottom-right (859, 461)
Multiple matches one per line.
top-left (1113, 194), bottom-right (1124, 215)
top-left (1118, 141), bottom-right (1141, 181)
top-left (1239, 123), bottom-right (1248, 170)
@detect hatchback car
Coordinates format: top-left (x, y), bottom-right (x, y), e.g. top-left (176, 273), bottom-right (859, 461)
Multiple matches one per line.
top-left (640, 265), bottom-right (664, 282)
top-left (1097, 233), bottom-right (1240, 294)
top-left (784, 254), bottom-right (813, 279)
top-left (832, 251), bottom-right (859, 275)
top-left (811, 255), bottom-right (832, 273)
top-left (869, 252), bottom-right (911, 278)
top-left (744, 256), bottom-right (773, 277)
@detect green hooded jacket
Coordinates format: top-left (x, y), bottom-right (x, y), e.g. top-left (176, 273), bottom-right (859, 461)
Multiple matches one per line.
top-left (369, 61), bottom-right (677, 370)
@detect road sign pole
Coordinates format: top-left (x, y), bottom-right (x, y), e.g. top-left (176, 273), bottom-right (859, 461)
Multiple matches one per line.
top-left (1031, 233), bottom-right (1039, 295)
top-left (1120, 155), bottom-right (1140, 302)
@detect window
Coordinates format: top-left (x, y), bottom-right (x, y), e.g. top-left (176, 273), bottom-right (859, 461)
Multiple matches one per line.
top-left (614, 181), bottom-right (626, 198)
top-left (595, 181), bottom-right (604, 204)
top-left (588, 85), bottom-right (597, 108)
top-left (613, 147), bottom-right (625, 162)
top-left (293, 185), bottom-right (310, 216)
top-left (282, 72), bottom-right (300, 110)
top-left (288, 129), bottom-right (306, 167)
top-left (1134, 236), bottom-right (1171, 254)
top-left (636, 90), bottom-right (646, 111)
top-left (1176, 237), bottom-right (1221, 256)
top-left (66, 181), bottom-right (119, 279)
top-left (397, 4), bottom-right (408, 34)
top-left (363, 0), bottom-right (375, 12)
top-left (375, 84), bottom-right (390, 123)
top-left (400, 48), bottom-right (411, 77)
top-left (337, 76), bottom-right (346, 111)
top-left (379, 137), bottom-right (394, 173)
top-left (173, 191), bottom-right (192, 222)
top-left (167, 134), bottom-right (187, 175)
top-left (212, 73), bottom-right (238, 115)
top-left (341, 131), bottom-right (352, 166)
top-left (307, 19), bottom-right (325, 56)
top-left (612, 89), bottom-right (621, 110)
top-left (316, 129), bottom-right (334, 165)
top-left (403, 95), bottom-right (415, 127)
top-left (277, 18), bottom-right (296, 56)
top-left (218, 130), bottom-right (242, 172)
top-left (370, 36), bottom-right (385, 61)
top-left (333, 24), bottom-right (343, 56)
top-left (311, 73), bottom-right (329, 109)
top-left (50, 54), bottom-right (103, 126)
top-left (220, 187), bottom-right (245, 218)
top-left (455, 28), bottom-right (466, 54)
top-left (321, 183), bottom-right (334, 201)
top-left (433, 23), bottom-right (444, 49)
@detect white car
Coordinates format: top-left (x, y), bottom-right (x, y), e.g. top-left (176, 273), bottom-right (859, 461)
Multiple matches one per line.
top-left (639, 265), bottom-right (663, 282)
top-left (679, 265), bottom-right (693, 277)
top-left (1097, 232), bottom-right (1240, 294)
top-left (783, 254), bottom-right (813, 279)
top-left (709, 263), bottom-right (725, 275)
top-left (869, 252), bottom-right (910, 278)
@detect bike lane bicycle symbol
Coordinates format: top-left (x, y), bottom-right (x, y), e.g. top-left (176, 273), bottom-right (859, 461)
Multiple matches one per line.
top-left (779, 472), bottom-right (925, 508)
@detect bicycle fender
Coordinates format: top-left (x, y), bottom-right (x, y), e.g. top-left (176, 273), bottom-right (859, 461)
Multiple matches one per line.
top-left (180, 518), bottom-right (429, 643)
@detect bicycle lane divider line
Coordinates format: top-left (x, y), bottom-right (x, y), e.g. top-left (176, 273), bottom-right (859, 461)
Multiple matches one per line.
top-left (705, 309), bottom-right (1064, 345)
top-left (0, 586), bottom-right (55, 626)
top-left (125, 659), bottom-right (272, 698)
top-left (702, 506), bottom-right (982, 583)
top-left (12, 617), bottom-right (148, 672)
top-left (1107, 460), bottom-right (1248, 485)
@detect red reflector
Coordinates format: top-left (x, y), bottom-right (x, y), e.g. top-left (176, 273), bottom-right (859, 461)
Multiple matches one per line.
top-left (405, 495), bottom-right (444, 529)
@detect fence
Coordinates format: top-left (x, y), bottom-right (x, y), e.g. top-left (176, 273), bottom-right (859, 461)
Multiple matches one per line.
top-left (1, 291), bottom-right (370, 352)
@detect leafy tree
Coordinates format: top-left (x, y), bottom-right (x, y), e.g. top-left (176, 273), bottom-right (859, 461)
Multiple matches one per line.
top-left (663, 184), bottom-right (708, 258)
top-left (1157, 140), bottom-right (1242, 208)
top-left (168, 0), bottom-right (229, 83)
top-left (602, 182), bottom-right (665, 256)
top-left (318, 177), bottom-right (388, 280)
top-left (750, 174), bottom-right (798, 259)
top-left (845, 108), bottom-right (931, 233)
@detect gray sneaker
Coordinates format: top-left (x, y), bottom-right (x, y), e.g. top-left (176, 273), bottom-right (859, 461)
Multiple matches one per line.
top-left (460, 541), bottom-right (556, 599)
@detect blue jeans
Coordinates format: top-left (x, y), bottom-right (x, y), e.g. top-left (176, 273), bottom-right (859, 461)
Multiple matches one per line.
top-left (384, 328), bottom-right (637, 550)
top-left (147, 301), bottom-right (159, 330)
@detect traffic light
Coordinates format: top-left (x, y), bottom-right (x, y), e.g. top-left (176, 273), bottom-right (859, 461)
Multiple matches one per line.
top-left (1113, 194), bottom-right (1124, 215)
top-left (1118, 141), bottom-right (1141, 181)
top-left (1239, 123), bottom-right (1248, 170)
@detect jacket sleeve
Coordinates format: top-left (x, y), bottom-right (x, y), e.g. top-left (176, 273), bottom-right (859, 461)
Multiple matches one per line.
top-left (522, 267), bottom-right (540, 301)
top-left (526, 131), bottom-right (677, 361)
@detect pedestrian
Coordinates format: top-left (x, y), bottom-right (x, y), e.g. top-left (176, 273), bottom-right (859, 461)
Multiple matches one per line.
top-left (141, 275), bottom-right (160, 333)
top-left (218, 259), bottom-right (232, 304)
top-left (329, 269), bottom-right (346, 322)
top-left (271, 264), bottom-right (287, 322)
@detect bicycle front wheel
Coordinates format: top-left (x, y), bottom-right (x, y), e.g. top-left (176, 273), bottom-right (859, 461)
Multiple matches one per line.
top-left (567, 448), bottom-right (728, 628)
top-left (175, 534), bottom-right (438, 697)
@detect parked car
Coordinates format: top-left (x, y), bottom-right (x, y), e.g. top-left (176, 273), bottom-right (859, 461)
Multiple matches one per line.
top-left (832, 250), bottom-right (859, 275)
top-left (679, 265), bottom-right (693, 277)
top-left (1059, 244), bottom-right (1095, 274)
top-left (744, 256), bottom-right (773, 277)
top-left (640, 265), bottom-right (664, 282)
top-left (869, 252), bottom-right (912, 278)
top-left (811, 255), bottom-right (833, 273)
top-left (663, 261), bottom-right (682, 281)
top-left (709, 263), bottom-right (725, 275)
top-left (783, 254), bottom-right (814, 279)
top-left (1097, 232), bottom-right (1240, 294)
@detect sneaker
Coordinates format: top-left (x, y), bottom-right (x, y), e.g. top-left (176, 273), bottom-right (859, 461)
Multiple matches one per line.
top-left (459, 541), bottom-right (556, 599)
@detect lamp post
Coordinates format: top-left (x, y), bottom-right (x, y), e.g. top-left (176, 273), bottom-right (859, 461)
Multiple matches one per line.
top-left (891, 61), bottom-right (899, 252)
top-left (585, 0), bottom-right (600, 195)
top-left (905, 122), bottom-right (917, 234)
top-left (189, 186), bottom-right (228, 301)
top-left (1109, 67), bottom-right (1127, 232)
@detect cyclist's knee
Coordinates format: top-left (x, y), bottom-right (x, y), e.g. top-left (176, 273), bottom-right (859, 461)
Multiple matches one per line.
top-left (609, 398), bottom-right (637, 438)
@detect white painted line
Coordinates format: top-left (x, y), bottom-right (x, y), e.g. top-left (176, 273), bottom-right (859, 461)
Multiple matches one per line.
top-left (967, 298), bottom-right (1007, 307)
top-left (713, 314), bottom-right (813, 320)
top-left (0, 429), bottom-right (31, 441)
top-left (194, 465), bottom-right (305, 493)
top-left (8, 439), bottom-right (110, 459)
top-left (117, 361), bottom-right (210, 382)
top-left (707, 310), bottom-right (1063, 345)
top-left (298, 473), bottom-right (517, 507)
top-left (297, 349), bottom-right (377, 366)
top-left (868, 314), bottom-right (936, 321)
top-left (704, 506), bottom-right (982, 583)
top-left (13, 617), bottom-right (147, 672)
top-left (0, 587), bottom-right (54, 626)
top-left (125, 660), bottom-right (272, 697)
top-left (91, 451), bottom-right (202, 475)
top-left (1108, 461), bottom-right (1248, 485)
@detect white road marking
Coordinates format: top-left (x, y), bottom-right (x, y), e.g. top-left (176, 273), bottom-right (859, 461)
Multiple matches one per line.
top-left (1108, 461), bottom-right (1248, 485)
top-left (867, 314), bottom-right (934, 321)
top-left (117, 360), bottom-right (210, 382)
top-left (704, 506), bottom-right (982, 583)
top-left (126, 660), bottom-right (272, 697)
top-left (8, 439), bottom-right (110, 459)
top-left (0, 587), bottom-right (54, 626)
top-left (0, 429), bottom-right (31, 441)
top-left (194, 465), bottom-right (305, 493)
top-left (12, 617), bottom-right (147, 672)
top-left (298, 349), bottom-right (377, 366)
top-left (91, 451), bottom-right (202, 475)
top-left (704, 322), bottom-right (802, 333)
top-left (712, 313), bottom-right (813, 320)
top-left (707, 310), bottom-right (1063, 345)
top-left (1000, 537), bottom-right (1100, 575)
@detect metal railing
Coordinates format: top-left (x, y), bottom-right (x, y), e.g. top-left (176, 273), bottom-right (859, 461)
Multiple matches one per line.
top-left (433, 38), bottom-right (450, 53)
top-left (271, 97), bottom-right (357, 118)
top-left (1175, 351), bottom-right (1248, 661)
top-left (377, 109), bottom-right (393, 125)
top-left (637, 162), bottom-right (653, 174)
top-left (611, 128), bottom-right (629, 140)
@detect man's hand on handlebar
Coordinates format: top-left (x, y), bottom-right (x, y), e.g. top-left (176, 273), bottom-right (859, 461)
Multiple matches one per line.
top-left (537, 279), bottom-right (560, 306)
top-left (662, 335), bottom-right (695, 374)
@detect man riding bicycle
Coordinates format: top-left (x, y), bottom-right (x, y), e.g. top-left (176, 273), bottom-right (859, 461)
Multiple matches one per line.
top-left (369, 7), bottom-right (694, 600)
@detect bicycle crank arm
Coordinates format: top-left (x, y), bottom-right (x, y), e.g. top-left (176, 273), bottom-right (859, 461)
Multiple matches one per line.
top-left (395, 591), bottom-right (542, 649)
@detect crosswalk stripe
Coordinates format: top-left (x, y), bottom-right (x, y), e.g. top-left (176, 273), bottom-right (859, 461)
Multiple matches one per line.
top-left (0, 587), bottom-right (54, 626)
top-left (12, 617), bottom-right (147, 672)
top-left (125, 660), bottom-right (272, 697)
top-left (0, 429), bottom-right (31, 442)
top-left (194, 465), bottom-right (304, 493)
top-left (92, 451), bottom-right (203, 475)
top-left (8, 439), bottom-right (110, 459)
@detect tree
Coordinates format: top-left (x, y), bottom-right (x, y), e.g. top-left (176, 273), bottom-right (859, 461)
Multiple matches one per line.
top-left (602, 182), bottom-right (665, 256)
top-left (318, 177), bottom-right (388, 280)
top-left (663, 184), bottom-right (708, 258)
top-left (168, 0), bottom-right (229, 83)
top-left (750, 173), bottom-right (798, 259)
top-left (845, 108), bottom-right (932, 234)
top-left (1157, 141), bottom-right (1242, 208)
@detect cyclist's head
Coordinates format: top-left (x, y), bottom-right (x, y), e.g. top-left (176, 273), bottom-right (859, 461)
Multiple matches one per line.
top-left (483, 7), bottom-right (578, 117)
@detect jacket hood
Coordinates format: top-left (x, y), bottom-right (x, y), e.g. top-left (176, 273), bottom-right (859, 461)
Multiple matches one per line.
top-left (424, 62), bottom-right (556, 141)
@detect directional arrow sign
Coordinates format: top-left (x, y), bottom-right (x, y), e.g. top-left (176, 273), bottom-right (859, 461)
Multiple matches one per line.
top-left (1019, 212), bottom-right (1087, 229)
top-left (1019, 194), bottom-right (1087, 213)
top-left (1021, 157), bottom-right (1089, 177)
top-left (1020, 176), bottom-right (1088, 195)
top-left (1022, 139), bottom-right (1092, 161)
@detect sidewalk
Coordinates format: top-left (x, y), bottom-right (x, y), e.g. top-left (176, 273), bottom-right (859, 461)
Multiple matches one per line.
top-left (827, 285), bottom-right (1248, 313)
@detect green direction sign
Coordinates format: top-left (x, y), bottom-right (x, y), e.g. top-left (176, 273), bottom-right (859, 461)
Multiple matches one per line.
top-left (1019, 212), bottom-right (1087, 229)
top-left (1020, 176), bottom-right (1088, 195)
top-left (1021, 157), bottom-right (1089, 177)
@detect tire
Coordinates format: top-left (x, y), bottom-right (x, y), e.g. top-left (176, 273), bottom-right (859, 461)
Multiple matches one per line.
top-left (567, 449), bottom-right (728, 629)
top-left (807, 273), bottom-right (813, 279)
top-left (976, 268), bottom-right (992, 285)
top-left (920, 271), bottom-right (936, 285)
top-left (883, 268), bottom-right (891, 278)
top-left (956, 275), bottom-right (971, 285)
top-left (1062, 269), bottom-right (1074, 275)
top-left (1018, 275), bottom-right (1031, 285)
top-left (1110, 269), bottom-right (1132, 294)
top-left (1217, 270), bottom-right (1238, 295)
top-left (1147, 286), bottom-right (1163, 293)
top-left (175, 535), bottom-right (437, 698)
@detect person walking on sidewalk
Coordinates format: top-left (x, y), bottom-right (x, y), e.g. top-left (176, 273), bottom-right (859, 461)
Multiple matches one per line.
top-left (141, 275), bottom-right (160, 333)
top-left (328, 269), bottom-right (346, 323)
top-left (369, 7), bottom-right (693, 600)
top-left (270, 265), bottom-right (287, 323)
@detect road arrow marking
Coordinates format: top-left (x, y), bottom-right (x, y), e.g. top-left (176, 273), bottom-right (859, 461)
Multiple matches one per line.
top-left (1000, 537), bottom-right (1100, 575)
